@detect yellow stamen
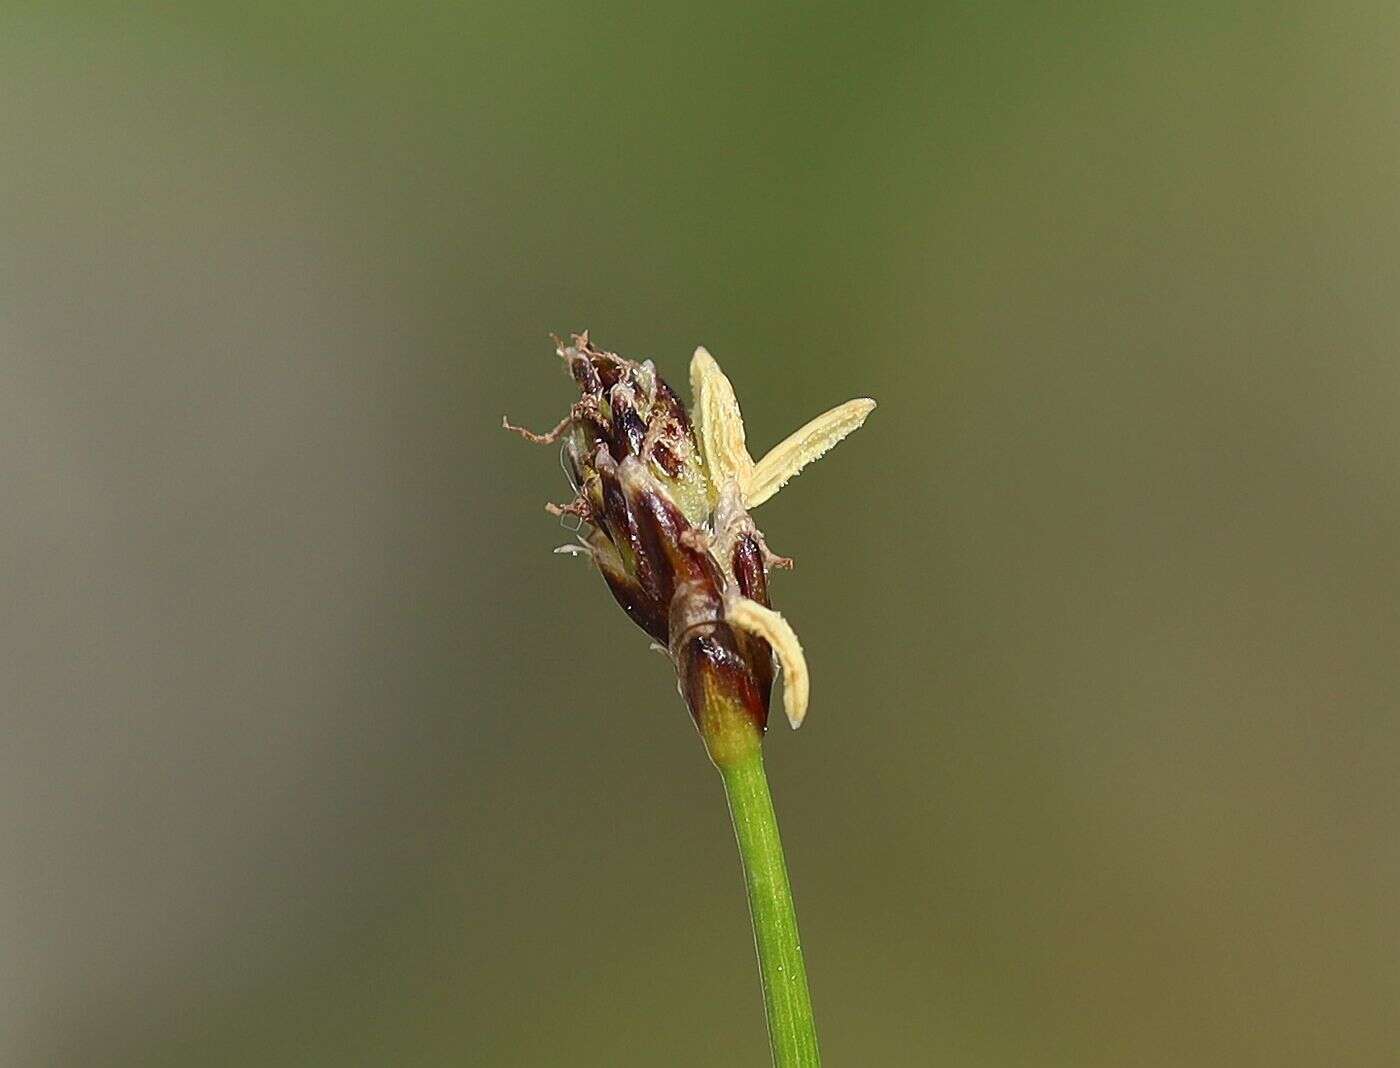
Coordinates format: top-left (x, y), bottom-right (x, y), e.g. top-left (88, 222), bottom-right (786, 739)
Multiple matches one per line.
top-left (690, 347), bottom-right (756, 493)
top-left (689, 347), bottom-right (875, 509)
top-left (725, 596), bottom-right (810, 729)
top-left (747, 398), bottom-right (877, 508)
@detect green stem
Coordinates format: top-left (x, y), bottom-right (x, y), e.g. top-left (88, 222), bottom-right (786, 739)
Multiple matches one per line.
top-left (719, 747), bottom-right (821, 1067)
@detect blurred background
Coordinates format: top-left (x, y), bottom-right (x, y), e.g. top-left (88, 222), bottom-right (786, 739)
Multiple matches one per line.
top-left (3, 4), bottom-right (1397, 1065)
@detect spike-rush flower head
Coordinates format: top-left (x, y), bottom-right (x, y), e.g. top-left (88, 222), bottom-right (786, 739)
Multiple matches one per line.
top-left (506, 334), bottom-right (874, 764)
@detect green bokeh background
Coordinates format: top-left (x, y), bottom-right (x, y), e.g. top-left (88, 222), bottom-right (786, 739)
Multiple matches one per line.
top-left (4, 4), bottom-right (1397, 1065)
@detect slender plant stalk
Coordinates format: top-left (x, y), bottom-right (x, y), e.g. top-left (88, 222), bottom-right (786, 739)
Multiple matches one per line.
top-left (719, 744), bottom-right (821, 1067)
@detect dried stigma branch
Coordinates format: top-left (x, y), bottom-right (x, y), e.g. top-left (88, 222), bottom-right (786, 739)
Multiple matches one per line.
top-left (506, 334), bottom-right (874, 764)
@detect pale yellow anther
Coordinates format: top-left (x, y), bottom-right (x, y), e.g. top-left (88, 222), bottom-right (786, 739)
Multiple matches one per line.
top-left (689, 347), bottom-right (874, 510)
top-left (725, 596), bottom-right (810, 729)
top-left (690, 347), bottom-right (756, 493)
top-left (747, 398), bottom-right (876, 508)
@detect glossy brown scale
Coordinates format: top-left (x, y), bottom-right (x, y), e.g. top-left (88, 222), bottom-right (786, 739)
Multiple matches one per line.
top-left (566, 353), bottom-right (601, 395)
top-left (608, 390), bottom-right (648, 460)
top-left (567, 338), bottom-right (635, 397)
top-left (596, 457), bottom-right (665, 607)
top-left (676, 627), bottom-right (771, 732)
top-left (625, 475), bottom-right (723, 600)
top-left (730, 534), bottom-right (770, 607)
top-left (599, 361), bottom-right (629, 391)
top-left (651, 442), bottom-right (683, 478)
top-left (646, 380), bottom-right (693, 477)
top-left (652, 377), bottom-right (690, 429)
top-left (594, 552), bottom-right (669, 643)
